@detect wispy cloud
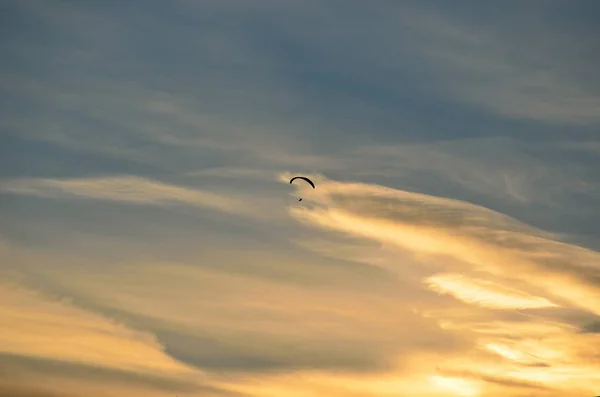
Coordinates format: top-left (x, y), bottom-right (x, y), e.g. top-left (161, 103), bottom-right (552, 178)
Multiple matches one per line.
top-left (398, 7), bottom-right (600, 126)
top-left (0, 175), bottom-right (245, 214)
top-left (0, 281), bottom-right (231, 396)
top-left (284, 175), bottom-right (600, 313)
top-left (2, 170), bottom-right (599, 396)
top-left (3, 1), bottom-right (600, 396)
top-left (277, 175), bottom-right (600, 394)
top-left (424, 273), bottom-right (558, 310)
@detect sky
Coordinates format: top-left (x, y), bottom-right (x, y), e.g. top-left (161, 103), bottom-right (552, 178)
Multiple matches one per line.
top-left (1, 1), bottom-right (600, 396)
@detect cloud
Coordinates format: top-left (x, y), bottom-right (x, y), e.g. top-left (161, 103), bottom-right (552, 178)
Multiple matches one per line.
top-left (186, 167), bottom-right (277, 180)
top-left (0, 175), bottom-right (246, 214)
top-left (9, 256), bottom-right (464, 375)
top-left (5, 173), bottom-right (599, 395)
top-left (0, 281), bottom-right (196, 375)
top-left (3, 2), bottom-right (600, 396)
top-left (580, 320), bottom-right (600, 334)
top-left (0, 280), bottom-right (254, 397)
top-left (0, 352), bottom-right (200, 393)
top-left (399, 7), bottom-right (600, 125)
top-left (0, 235), bottom-right (474, 395)
top-left (277, 175), bottom-right (600, 395)
top-left (2, 171), bottom-right (600, 395)
top-left (283, 175), bottom-right (600, 314)
top-left (347, 137), bottom-right (573, 206)
top-left (424, 273), bottom-right (558, 310)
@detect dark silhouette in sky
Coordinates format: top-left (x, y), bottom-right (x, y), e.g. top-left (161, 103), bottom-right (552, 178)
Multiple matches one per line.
top-left (290, 176), bottom-right (315, 201)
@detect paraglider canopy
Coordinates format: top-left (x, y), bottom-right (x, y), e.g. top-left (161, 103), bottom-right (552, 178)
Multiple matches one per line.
top-left (289, 176), bottom-right (315, 201)
top-left (289, 176), bottom-right (315, 189)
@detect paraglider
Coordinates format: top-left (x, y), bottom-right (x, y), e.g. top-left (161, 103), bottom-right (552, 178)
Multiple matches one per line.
top-left (289, 176), bottom-right (315, 201)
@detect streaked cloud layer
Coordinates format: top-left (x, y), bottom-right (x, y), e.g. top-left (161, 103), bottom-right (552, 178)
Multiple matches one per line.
top-left (0, 175), bottom-right (246, 214)
top-left (2, 1), bottom-right (599, 396)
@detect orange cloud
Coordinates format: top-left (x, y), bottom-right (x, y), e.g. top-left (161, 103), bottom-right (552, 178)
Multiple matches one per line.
top-left (424, 273), bottom-right (558, 309)
top-left (2, 175), bottom-right (599, 396)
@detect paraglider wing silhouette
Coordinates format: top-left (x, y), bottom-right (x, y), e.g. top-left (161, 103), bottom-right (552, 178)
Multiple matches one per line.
top-left (289, 176), bottom-right (315, 201)
top-left (289, 176), bottom-right (315, 189)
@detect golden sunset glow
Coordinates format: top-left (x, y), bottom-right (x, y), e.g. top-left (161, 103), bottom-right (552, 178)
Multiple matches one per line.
top-left (2, 2), bottom-right (599, 396)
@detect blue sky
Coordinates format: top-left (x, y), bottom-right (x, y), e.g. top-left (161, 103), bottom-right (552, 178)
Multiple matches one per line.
top-left (1, 1), bottom-right (600, 396)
